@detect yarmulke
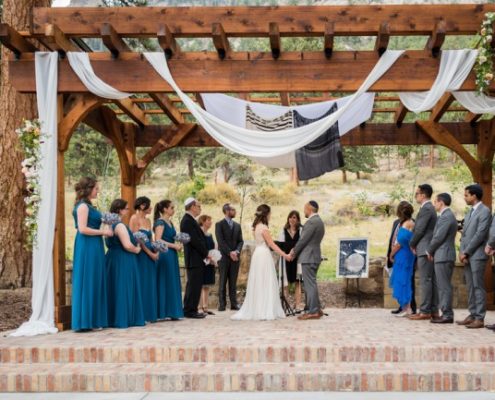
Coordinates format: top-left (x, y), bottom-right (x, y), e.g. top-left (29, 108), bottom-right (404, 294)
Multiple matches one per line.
top-left (184, 197), bottom-right (196, 207)
top-left (309, 200), bottom-right (319, 210)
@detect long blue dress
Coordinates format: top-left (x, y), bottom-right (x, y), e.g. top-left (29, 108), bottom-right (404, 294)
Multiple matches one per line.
top-left (136, 229), bottom-right (158, 323)
top-left (389, 227), bottom-right (415, 308)
top-left (71, 202), bottom-right (108, 330)
top-left (105, 222), bottom-right (145, 328)
top-left (154, 219), bottom-right (184, 319)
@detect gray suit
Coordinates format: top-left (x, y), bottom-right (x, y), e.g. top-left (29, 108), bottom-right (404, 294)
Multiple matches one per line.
top-left (410, 201), bottom-right (438, 314)
top-left (486, 214), bottom-right (495, 249)
top-left (293, 214), bottom-right (325, 314)
top-left (460, 202), bottom-right (492, 320)
top-left (427, 208), bottom-right (458, 319)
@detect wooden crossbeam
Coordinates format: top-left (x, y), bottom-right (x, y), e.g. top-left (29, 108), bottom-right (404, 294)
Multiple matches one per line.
top-left (212, 23), bottom-right (230, 60)
top-left (324, 22), bottom-right (334, 59)
top-left (426, 20), bottom-right (446, 58)
top-left (113, 98), bottom-right (148, 127)
top-left (269, 22), bottom-right (281, 60)
top-left (10, 51), bottom-right (489, 93)
top-left (0, 24), bottom-right (37, 57)
top-left (465, 112), bottom-right (482, 125)
top-left (374, 22), bottom-right (390, 56)
top-left (149, 93), bottom-right (184, 124)
top-left (101, 23), bottom-right (130, 58)
top-left (280, 92), bottom-right (290, 106)
top-left (41, 23), bottom-right (79, 54)
top-left (134, 122), bottom-right (478, 148)
top-left (430, 93), bottom-right (454, 122)
top-left (195, 93), bottom-right (205, 109)
top-left (32, 5), bottom-right (495, 37)
top-left (158, 24), bottom-right (180, 59)
top-left (395, 104), bottom-right (408, 127)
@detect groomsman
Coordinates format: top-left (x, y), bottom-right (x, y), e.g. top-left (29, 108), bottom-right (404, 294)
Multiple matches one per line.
top-left (409, 184), bottom-right (439, 321)
top-left (181, 197), bottom-right (209, 319)
top-left (426, 193), bottom-right (458, 324)
top-left (216, 203), bottom-right (244, 311)
top-left (456, 184), bottom-right (492, 329)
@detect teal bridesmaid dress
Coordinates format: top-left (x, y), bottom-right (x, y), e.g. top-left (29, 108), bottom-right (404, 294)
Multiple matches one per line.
top-left (71, 201), bottom-right (108, 331)
top-left (105, 222), bottom-right (145, 328)
top-left (154, 219), bottom-right (184, 319)
top-left (136, 229), bottom-right (158, 323)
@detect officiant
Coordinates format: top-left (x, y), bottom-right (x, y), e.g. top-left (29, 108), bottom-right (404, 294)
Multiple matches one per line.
top-left (216, 203), bottom-right (244, 311)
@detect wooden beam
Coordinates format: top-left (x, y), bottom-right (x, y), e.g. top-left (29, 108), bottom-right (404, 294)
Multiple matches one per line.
top-left (32, 5), bottom-right (495, 37)
top-left (113, 98), bottom-right (148, 127)
top-left (195, 93), bottom-right (205, 109)
top-left (158, 24), bottom-right (180, 59)
top-left (395, 104), bottom-right (408, 127)
top-left (212, 23), bottom-right (230, 60)
top-left (374, 22), bottom-right (390, 56)
top-left (426, 20), bottom-right (446, 58)
top-left (101, 22), bottom-right (130, 58)
top-left (10, 51), bottom-right (491, 93)
top-left (134, 122), bottom-right (478, 148)
top-left (324, 22), bottom-right (334, 59)
top-left (0, 24), bottom-right (37, 57)
top-left (269, 22), bottom-right (281, 60)
top-left (465, 111), bottom-right (482, 125)
top-left (429, 93), bottom-right (454, 122)
top-left (41, 23), bottom-right (79, 54)
top-left (280, 92), bottom-right (290, 106)
top-left (149, 92), bottom-right (184, 124)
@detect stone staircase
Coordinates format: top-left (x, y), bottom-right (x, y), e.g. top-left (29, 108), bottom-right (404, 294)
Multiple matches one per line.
top-left (1, 309), bottom-right (495, 392)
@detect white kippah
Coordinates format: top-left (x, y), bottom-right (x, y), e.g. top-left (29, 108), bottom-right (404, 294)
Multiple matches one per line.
top-left (184, 197), bottom-right (196, 207)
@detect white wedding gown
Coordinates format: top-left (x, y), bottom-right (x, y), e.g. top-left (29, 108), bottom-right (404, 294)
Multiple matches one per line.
top-left (231, 223), bottom-right (286, 321)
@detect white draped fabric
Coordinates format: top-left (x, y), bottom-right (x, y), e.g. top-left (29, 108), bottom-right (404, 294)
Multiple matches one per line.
top-left (202, 92), bottom-right (375, 168)
top-left (11, 53), bottom-right (59, 337)
top-left (67, 52), bottom-right (130, 99)
top-left (453, 91), bottom-right (495, 114)
top-left (144, 51), bottom-right (404, 159)
top-left (398, 50), bottom-right (478, 113)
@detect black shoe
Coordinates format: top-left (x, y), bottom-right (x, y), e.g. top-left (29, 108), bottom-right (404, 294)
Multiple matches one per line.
top-left (391, 307), bottom-right (402, 315)
top-left (231, 305), bottom-right (240, 311)
top-left (185, 312), bottom-right (206, 319)
top-left (218, 306), bottom-right (226, 312)
top-left (205, 310), bottom-right (215, 315)
top-left (485, 323), bottom-right (495, 330)
top-left (430, 317), bottom-right (454, 324)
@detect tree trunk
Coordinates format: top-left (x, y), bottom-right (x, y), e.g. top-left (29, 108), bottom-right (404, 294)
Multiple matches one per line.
top-left (187, 154), bottom-right (194, 179)
top-left (0, 0), bottom-right (51, 288)
top-left (429, 145), bottom-right (435, 168)
top-left (342, 170), bottom-right (347, 183)
top-left (356, 171), bottom-right (361, 180)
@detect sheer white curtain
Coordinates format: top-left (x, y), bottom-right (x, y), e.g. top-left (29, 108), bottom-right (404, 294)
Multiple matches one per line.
top-left (143, 50), bottom-right (404, 159)
top-left (453, 91), bottom-right (495, 114)
top-left (398, 50), bottom-right (478, 113)
top-left (11, 52), bottom-right (59, 337)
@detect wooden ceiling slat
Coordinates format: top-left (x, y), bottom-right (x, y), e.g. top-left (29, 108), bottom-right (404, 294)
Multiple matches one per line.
top-left (158, 24), bottom-right (180, 59)
top-left (32, 5), bottom-right (495, 37)
top-left (40, 23), bottom-right (79, 54)
top-left (0, 23), bottom-right (38, 57)
top-left (374, 22), bottom-right (390, 56)
top-left (425, 20), bottom-right (446, 58)
top-left (101, 22), bottom-right (130, 58)
top-left (430, 93), bottom-right (454, 122)
top-left (212, 22), bottom-right (230, 60)
top-left (113, 99), bottom-right (148, 127)
top-left (149, 93), bottom-right (184, 124)
top-left (323, 22), bottom-right (334, 59)
top-left (269, 22), bottom-right (281, 60)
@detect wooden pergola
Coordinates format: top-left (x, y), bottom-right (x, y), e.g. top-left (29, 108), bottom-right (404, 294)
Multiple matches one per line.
top-left (2, 4), bottom-right (495, 329)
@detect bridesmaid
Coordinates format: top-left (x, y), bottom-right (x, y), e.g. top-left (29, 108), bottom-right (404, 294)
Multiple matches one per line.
top-left (72, 177), bottom-right (112, 332)
top-left (106, 198), bottom-right (145, 328)
top-left (153, 200), bottom-right (184, 320)
top-left (130, 196), bottom-right (158, 324)
top-left (198, 215), bottom-right (216, 315)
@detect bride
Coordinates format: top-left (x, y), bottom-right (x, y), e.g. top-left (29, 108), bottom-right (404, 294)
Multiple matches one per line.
top-left (231, 204), bottom-right (290, 321)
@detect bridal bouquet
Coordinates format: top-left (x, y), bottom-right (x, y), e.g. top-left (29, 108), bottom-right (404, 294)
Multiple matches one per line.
top-left (133, 231), bottom-right (149, 243)
top-left (101, 212), bottom-right (121, 225)
top-left (174, 232), bottom-right (191, 244)
top-left (151, 240), bottom-right (168, 253)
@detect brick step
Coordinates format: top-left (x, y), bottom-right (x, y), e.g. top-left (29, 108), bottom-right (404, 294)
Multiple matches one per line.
top-left (2, 344), bottom-right (494, 364)
top-left (1, 361), bottom-right (494, 392)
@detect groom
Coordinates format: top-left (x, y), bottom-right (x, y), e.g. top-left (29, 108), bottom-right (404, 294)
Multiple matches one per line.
top-left (290, 200), bottom-right (325, 320)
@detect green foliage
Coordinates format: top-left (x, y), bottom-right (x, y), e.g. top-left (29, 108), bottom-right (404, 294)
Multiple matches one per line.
top-left (445, 163), bottom-right (472, 193)
top-left (388, 183), bottom-right (407, 205)
top-left (341, 147), bottom-right (377, 175)
top-left (355, 191), bottom-right (374, 217)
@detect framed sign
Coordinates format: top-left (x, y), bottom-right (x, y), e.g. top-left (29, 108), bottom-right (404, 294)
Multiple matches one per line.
top-left (337, 238), bottom-right (369, 278)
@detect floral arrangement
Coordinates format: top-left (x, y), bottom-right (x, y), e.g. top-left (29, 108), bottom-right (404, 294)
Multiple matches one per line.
top-left (133, 231), bottom-right (149, 243)
top-left (208, 249), bottom-right (222, 264)
top-left (101, 212), bottom-right (121, 226)
top-left (151, 240), bottom-right (168, 253)
top-left (17, 119), bottom-right (44, 250)
top-left (174, 232), bottom-right (191, 244)
top-left (475, 12), bottom-right (495, 95)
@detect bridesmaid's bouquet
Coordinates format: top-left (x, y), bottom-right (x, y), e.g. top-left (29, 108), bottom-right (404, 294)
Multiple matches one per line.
top-left (101, 212), bottom-right (121, 225)
top-left (151, 241), bottom-right (168, 253)
top-left (208, 249), bottom-right (222, 263)
top-left (174, 232), bottom-right (191, 244)
top-left (133, 231), bottom-right (149, 243)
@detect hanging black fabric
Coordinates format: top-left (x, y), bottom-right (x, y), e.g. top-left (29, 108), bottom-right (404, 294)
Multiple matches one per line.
top-left (293, 103), bottom-right (344, 180)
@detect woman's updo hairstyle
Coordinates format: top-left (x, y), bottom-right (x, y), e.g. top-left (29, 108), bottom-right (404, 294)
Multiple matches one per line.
top-left (74, 177), bottom-right (97, 205)
top-left (252, 204), bottom-right (271, 230)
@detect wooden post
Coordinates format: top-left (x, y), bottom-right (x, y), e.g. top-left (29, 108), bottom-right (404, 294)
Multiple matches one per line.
top-left (120, 123), bottom-right (137, 221)
top-left (53, 94), bottom-right (70, 330)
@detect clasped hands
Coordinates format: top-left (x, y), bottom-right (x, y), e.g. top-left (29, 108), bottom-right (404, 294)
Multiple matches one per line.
top-left (283, 250), bottom-right (295, 262)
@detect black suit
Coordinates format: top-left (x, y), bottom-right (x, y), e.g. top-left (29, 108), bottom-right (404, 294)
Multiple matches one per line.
top-left (180, 213), bottom-right (209, 315)
top-left (387, 218), bottom-right (417, 313)
top-left (215, 218), bottom-right (244, 308)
